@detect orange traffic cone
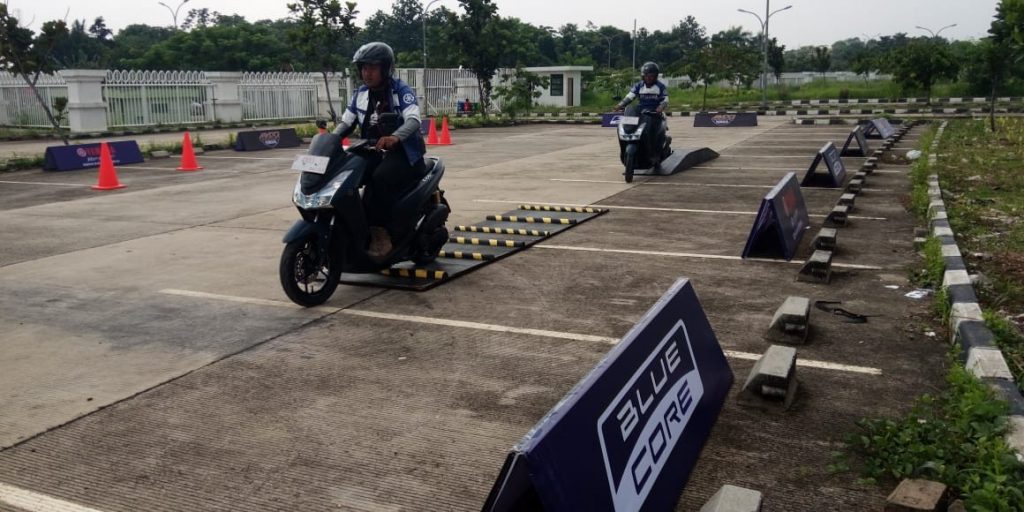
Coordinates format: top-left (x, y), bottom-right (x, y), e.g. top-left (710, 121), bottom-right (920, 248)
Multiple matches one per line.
top-left (438, 117), bottom-right (453, 145)
top-left (176, 131), bottom-right (203, 172)
top-left (91, 142), bottom-right (125, 190)
top-left (426, 117), bottom-right (439, 145)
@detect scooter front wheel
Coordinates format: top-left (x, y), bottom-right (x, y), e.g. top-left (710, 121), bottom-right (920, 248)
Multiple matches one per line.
top-left (624, 151), bottom-right (636, 184)
top-left (279, 236), bottom-right (341, 307)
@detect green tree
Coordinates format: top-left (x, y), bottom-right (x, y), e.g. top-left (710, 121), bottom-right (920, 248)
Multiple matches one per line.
top-left (449, 0), bottom-right (501, 114)
top-left (52, 18), bottom-right (114, 68)
top-left (181, 8), bottom-right (222, 30)
top-left (710, 27), bottom-right (759, 92)
top-left (686, 44), bottom-right (719, 111)
top-left (767, 37), bottom-right (785, 83)
top-left (287, 0), bottom-right (360, 122)
top-left (851, 49), bottom-right (875, 83)
top-left (889, 38), bottom-right (959, 103)
top-left (492, 67), bottom-right (549, 119)
top-left (110, 24), bottom-right (176, 67)
top-left (812, 46), bottom-right (831, 78)
top-left (0, 5), bottom-right (71, 143)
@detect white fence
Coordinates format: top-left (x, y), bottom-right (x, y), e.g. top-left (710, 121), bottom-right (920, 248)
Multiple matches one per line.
top-left (415, 68), bottom-right (511, 115)
top-left (240, 72), bottom-right (318, 121)
top-left (0, 68), bottom-right (515, 132)
top-left (0, 73), bottom-right (69, 129)
top-left (104, 70), bottom-right (213, 128)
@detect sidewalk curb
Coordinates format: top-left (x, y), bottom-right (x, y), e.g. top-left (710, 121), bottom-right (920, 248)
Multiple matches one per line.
top-left (926, 120), bottom-right (1024, 458)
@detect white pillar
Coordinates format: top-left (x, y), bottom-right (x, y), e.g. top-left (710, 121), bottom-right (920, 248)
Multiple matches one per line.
top-left (61, 70), bottom-right (108, 133)
top-left (205, 72), bottom-right (243, 124)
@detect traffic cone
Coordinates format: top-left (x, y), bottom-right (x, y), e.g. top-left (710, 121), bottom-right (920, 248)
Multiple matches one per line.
top-left (438, 117), bottom-right (453, 145)
top-left (176, 131), bottom-right (203, 172)
top-left (426, 117), bottom-right (439, 145)
top-left (91, 142), bottom-right (125, 191)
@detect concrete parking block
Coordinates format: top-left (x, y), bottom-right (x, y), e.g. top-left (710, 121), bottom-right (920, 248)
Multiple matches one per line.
top-left (766, 296), bottom-right (811, 344)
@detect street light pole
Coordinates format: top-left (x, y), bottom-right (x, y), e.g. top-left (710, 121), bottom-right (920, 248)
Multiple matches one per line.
top-left (915, 23), bottom-right (957, 38)
top-left (157, 0), bottom-right (190, 30)
top-left (739, 2), bottom-right (791, 109)
top-left (422, 0), bottom-right (442, 70)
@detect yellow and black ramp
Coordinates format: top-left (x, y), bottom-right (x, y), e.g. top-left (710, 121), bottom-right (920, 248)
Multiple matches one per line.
top-left (338, 204), bottom-right (607, 291)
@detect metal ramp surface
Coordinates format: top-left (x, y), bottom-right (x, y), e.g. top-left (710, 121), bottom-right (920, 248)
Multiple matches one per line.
top-left (338, 204), bottom-right (608, 291)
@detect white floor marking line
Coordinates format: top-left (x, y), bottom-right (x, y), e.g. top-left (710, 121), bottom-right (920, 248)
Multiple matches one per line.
top-left (0, 180), bottom-right (85, 187)
top-left (535, 245), bottom-right (883, 270)
top-left (724, 350), bottom-right (882, 375)
top-left (547, 179), bottom-right (894, 193)
top-left (198, 155), bottom-right (296, 161)
top-left (0, 482), bottom-right (107, 512)
top-left (159, 289), bottom-right (882, 375)
top-left (472, 199), bottom-right (887, 221)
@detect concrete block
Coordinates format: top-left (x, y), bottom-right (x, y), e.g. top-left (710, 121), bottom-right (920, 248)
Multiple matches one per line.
top-left (766, 296), bottom-right (811, 344)
top-left (1006, 416), bottom-right (1024, 460)
top-left (838, 193), bottom-right (857, 209)
top-left (192, 146), bottom-right (205, 155)
top-left (940, 244), bottom-right (961, 258)
top-left (943, 270), bottom-right (971, 287)
top-left (966, 347), bottom-right (1014, 380)
top-left (846, 178), bottom-right (864, 194)
top-left (824, 205), bottom-right (849, 228)
top-left (739, 345), bottom-right (798, 411)
top-left (913, 227), bottom-right (929, 238)
top-left (913, 237), bottom-right (927, 249)
top-left (885, 479), bottom-right (947, 511)
top-left (797, 250), bottom-right (833, 284)
top-left (700, 485), bottom-right (763, 512)
top-left (933, 226), bottom-right (954, 237)
top-left (150, 150), bottom-right (171, 159)
top-left (812, 227), bottom-right (838, 251)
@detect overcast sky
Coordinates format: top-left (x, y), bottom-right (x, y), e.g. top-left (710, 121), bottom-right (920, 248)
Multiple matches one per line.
top-left (6, 0), bottom-right (1001, 49)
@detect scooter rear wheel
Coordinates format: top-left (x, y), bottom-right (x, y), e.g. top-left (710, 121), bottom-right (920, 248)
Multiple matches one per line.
top-left (280, 236), bottom-right (341, 307)
top-left (624, 152), bottom-right (636, 184)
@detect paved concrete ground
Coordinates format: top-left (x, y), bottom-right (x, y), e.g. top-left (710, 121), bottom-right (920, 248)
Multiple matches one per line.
top-left (0, 118), bottom-right (944, 511)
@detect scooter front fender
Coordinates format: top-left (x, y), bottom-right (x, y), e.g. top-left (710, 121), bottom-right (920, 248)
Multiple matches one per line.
top-left (282, 219), bottom-right (329, 244)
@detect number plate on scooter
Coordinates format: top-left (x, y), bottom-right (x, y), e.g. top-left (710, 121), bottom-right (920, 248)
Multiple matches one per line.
top-left (291, 154), bottom-right (330, 174)
top-left (620, 116), bottom-right (640, 126)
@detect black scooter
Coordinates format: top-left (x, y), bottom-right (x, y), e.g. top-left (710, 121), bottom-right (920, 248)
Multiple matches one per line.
top-left (617, 107), bottom-right (672, 183)
top-left (280, 122), bottom-right (450, 307)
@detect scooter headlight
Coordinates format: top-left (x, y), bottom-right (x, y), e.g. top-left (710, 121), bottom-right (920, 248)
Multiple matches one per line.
top-left (292, 171), bottom-right (352, 210)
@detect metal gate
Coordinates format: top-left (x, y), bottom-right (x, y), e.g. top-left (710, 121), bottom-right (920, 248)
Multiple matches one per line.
top-left (103, 70), bottom-right (213, 128)
top-left (0, 72), bottom-right (69, 129)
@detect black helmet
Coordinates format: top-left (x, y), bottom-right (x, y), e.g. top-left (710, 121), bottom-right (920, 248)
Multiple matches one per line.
top-left (641, 61), bottom-right (660, 77)
top-left (353, 42), bottom-right (395, 78)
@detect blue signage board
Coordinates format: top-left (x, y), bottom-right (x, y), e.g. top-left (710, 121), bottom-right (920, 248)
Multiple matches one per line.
top-left (800, 142), bottom-right (847, 188)
top-left (482, 279), bottom-right (734, 512)
top-left (602, 113), bottom-right (625, 128)
top-left (864, 118), bottom-right (895, 139)
top-left (234, 128), bottom-right (301, 151)
top-left (741, 172), bottom-right (810, 261)
top-left (840, 125), bottom-right (870, 157)
top-left (43, 141), bottom-right (144, 172)
top-left (693, 112), bottom-right (758, 127)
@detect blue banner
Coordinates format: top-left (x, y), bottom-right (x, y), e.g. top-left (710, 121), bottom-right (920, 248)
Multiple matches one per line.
top-left (840, 125), bottom-right (871, 157)
top-left (483, 279), bottom-right (734, 512)
top-left (693, 112), bottom-right (758, 127)
top-left (43, 141), bottom-right (144, 172)
top-left (801, 142), bottom-right (847, 188)
top-left (602, 113), bottom-right (625, 128)
top-left (234, 129), bottom-right (301, 151)
top-left (742, 172), bottom-right (810, 261)
top-left (866, 118), bottom-right (895, 139)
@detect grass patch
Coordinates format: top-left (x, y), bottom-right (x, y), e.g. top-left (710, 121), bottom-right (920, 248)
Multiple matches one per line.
top-left (986, 311), bottom-right (1024, 393)
top-left (0, 155), bottom-right (45, 172)
top-left (931, 118), bottom-right (1024, 386)
top-left (840, 365), bottom-right (1024, 510)
top-left (907, 124), bottom-right (938, 220)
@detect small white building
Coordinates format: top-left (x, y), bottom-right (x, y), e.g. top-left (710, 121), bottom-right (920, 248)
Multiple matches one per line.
top-left (524, 66), bottom-right (593, 108)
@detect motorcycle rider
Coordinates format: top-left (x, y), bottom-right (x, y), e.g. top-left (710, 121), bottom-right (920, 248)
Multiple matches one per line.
top-left (614, 61), bottom-right (670, 158)
top-left (332, 42), bottom-right (427, 261)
